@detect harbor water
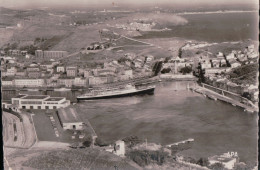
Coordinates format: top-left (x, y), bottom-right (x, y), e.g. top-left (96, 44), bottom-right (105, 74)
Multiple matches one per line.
top-left (2, 81), bottom-right (258, 166)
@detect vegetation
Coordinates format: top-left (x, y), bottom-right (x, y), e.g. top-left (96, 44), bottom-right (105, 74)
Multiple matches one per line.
top-left (122, 136), bottom-right (142, 148)
top-left (196, 157), bottom-right (209, 167)
top-left (193, 63), bottom-right (205, 83)
top-left (20, 45), bottom-right (38, 55)
top-left (209, 162), bottom-right (225, 170)
top-left (161, 68), bottom-right (171, 74)
top-left (127, 150), bottom-right (168, 167)
top-left (22, 149), bottom-right (137, 170)
top-left (180, 66), bottom-right (192, 74)
top-left (227, 63), bottom-right (258, 85)
top-left (95, 137), bottom-right (110, 147)
top-left (82, 136), bottom-right (93, 147)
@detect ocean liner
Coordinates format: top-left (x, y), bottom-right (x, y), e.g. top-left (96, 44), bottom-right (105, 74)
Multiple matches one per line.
top-left (77, 84), bottom-right (155, 100)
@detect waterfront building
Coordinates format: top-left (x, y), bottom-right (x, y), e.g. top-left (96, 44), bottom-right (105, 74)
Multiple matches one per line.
top-left (57, 107), bottom-right (84, 130)
top-left (208, 152), bottom-right (238, 170)
top-left (57, 78), bottom-right (75, 87)
top-left (2, 80), bottom-right (14, 86)
top-left (13, 79), bottom-right (45, 87)
top-left (89, 76), bottom-right (107, 86)
top-left (11, 94), bottom-right (70, 109)
top-left (205, 68), bottom-right (227, 76)
top-left (74, 77), bottom-right (87, 87)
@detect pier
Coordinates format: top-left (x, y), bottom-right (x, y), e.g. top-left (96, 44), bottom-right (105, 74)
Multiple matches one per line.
top-left (192, 83), bottom-right (258, 113)
top-left (166, 138), bottom-right (194, 147)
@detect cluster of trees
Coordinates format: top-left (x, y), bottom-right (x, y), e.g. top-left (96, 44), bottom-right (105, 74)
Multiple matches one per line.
top-left (20, 45), bottom-right (38, 55)
top-left (127, 150), bottom-right (168, 167)
top-left (180, 66), bottom-right (192, 75)
top-left (193, 63), bottom-right (205, 83)
top-left (122, 135), bottom-right (142, 148)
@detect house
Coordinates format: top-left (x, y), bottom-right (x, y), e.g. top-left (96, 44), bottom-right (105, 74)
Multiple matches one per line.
top-left (74, 77), bottom-right (87, 87)
top-left (217, 52), bottom-right (224, 58)
top-left (57, 78), bottom-right (75, 87)
top-left (2, 78), bottom-right (14, 86)
top-left (114, 140), bottom-right (125, 157)
top-left (88, 76), bottom-right (107, 86)
top-left (230, 61), bottom-right (241, 68)
top-left (57, 66), bottom-right (65, 73)
top-left (66, 66), bottom-right (78, 77)
top-left (105, 140), bottom-right (126, 157)
top-left (226, 53), bottom-right (235, 60)
top-left (28, 71), bottom-right (41, 78)
top-left (208, 152), bottom-right (238, 170)
top-left (6, 66), bottom-right (17, 76)
top-left (57, 107), bottom-right (84, 130)
top-left (11, 94), bottom-right (70, 109)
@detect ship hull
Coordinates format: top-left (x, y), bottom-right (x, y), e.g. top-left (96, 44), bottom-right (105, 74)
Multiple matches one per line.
top-left (77, 87), bottom-right (155, 101)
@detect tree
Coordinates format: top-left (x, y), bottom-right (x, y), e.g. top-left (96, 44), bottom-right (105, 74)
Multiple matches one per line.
top-left (161, 68), bottom-right (171, 74)
top-left (178, 48), bottom-right (182, 58)
top-left (196, 157), bottom-right (209, 167)
top-left (180, 66), bottom-right (192, 74)
top-left (209, 162), bottom-right (225, 170)
top-left (94, 137), bottom-right (110, 147)
top-left (82, 137), bottom-right (92, 147)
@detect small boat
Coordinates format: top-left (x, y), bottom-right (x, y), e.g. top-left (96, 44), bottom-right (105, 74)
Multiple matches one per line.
top-left (54, 87), bottom-right (71, 92)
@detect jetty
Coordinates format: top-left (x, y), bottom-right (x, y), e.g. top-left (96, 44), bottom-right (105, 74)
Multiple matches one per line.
top-left (166, 138), bottom-right (194, 147)
top-left (192, 83), bottom-right (258, 113)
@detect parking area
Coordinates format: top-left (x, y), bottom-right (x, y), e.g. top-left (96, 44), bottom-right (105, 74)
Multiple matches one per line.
top-left (32, 110), bottom-right (93, 143)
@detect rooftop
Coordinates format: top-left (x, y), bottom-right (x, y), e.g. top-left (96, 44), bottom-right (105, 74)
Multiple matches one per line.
top-left (22, 95), bottom-right (49, 100)
top-left (45, 97), bottom-right (64, 102)
top-left (14, 94), bottom-right (27, 98)
top-left (58, 107), bottom-right (83, 123)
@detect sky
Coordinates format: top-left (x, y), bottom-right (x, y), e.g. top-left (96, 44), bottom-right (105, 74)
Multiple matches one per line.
top-left (0, 0), bottom-right (258, 8)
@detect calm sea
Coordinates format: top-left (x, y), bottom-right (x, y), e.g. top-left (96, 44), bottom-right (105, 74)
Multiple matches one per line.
top-left (136, 12), bottom-right (258, 42)
top-left (2, 81), bottom-right (257, 166)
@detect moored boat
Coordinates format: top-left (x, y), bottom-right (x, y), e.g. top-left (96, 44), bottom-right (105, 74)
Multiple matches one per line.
top-left (54, 87), bottom-right (71, 92)
top-left (77, 84), bottom-right (155, 101)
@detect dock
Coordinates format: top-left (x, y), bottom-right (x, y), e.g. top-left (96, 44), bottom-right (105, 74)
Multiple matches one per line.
top-left (166, 138), bottom-right (194, 147)
top-left (192, 86), bottom-right (258, 113)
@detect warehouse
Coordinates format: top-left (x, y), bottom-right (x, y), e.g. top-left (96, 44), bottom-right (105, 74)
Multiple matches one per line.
top-left (11, 94), bottom-right (70, 109)
top-left (57, 107), bottom-right (84, 130)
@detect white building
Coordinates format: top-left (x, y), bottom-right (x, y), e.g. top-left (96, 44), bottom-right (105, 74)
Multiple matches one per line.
top-left (74, 77), bottom-right (87, 86)
top-left (230, 62), bottom-right (241, 68)
top-left (13, 79), bottom-right (45, 87)
top-left (114, 140), bottom-right (125, 157)
top-left (2, 80), bottom-right (13, 86)
top-left (11, 94), bottom-right (70, 109)
top-left (208, 152), bottom-right (238, 170)
top-left (57, 66), bottom-right (65, 73)
top-left (57, 107), bottom-right (84, 130)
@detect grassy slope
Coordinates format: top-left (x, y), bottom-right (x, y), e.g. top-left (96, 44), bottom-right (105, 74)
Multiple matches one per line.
top-left (22, 148), bottom-right (139, 170)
